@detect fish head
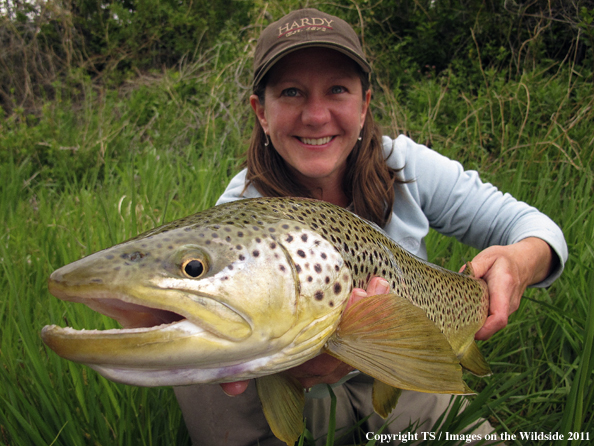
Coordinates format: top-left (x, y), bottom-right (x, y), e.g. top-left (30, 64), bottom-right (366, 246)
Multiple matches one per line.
top-left (42, 203), bottom-right (352, 386)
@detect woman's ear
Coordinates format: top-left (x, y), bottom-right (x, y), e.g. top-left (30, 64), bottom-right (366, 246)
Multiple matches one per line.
top-left (250, 94), bottom-right (268, 134)
top-left (361, 89), bottom-right (371, 127)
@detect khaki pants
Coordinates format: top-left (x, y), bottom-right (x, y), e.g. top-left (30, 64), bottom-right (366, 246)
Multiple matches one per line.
top-left (174, 374), bottom-right (498, 446)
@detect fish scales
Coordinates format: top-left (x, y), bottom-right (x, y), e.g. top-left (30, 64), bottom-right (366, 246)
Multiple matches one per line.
top-left (234, 198), bottom-right (489, 349)
top-left (137, 196), bottom-right (488, 353)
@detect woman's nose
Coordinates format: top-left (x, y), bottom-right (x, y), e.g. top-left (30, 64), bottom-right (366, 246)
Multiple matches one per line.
top-left (301, 95), bottom-right (331, 127)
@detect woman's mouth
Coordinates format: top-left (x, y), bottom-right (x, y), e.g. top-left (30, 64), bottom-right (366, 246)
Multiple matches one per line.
top-left (298, 136), bottom-right (334, 146)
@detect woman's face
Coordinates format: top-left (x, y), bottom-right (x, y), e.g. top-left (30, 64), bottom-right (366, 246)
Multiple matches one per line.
top-left (251, 48), bottom-right (370, 191)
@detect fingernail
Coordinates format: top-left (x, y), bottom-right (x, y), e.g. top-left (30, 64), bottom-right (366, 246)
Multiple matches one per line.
top-left (353, 289), bottom-right (367, 299)
top-left (222, 389), bottom-right (236, 397)
top-left (377, 279), bottom-right (389, 294)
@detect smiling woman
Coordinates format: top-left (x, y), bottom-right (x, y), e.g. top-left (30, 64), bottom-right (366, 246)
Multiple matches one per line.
top-left (246, 12), bottom-right (398, 227)
top-left (251, 48), bottom-right (370, 208)
top-left (172, 6), bottom-right (568, 446)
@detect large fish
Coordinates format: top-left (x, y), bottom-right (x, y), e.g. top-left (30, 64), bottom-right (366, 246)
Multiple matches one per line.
top-left (42, 197), bottom-right (491, 445)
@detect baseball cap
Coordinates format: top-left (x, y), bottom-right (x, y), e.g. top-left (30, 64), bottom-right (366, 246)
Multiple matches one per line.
top-left (253, 8), bottom-right (371, 88)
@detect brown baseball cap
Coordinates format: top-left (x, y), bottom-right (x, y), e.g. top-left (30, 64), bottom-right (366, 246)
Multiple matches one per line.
top-left (253, 8), bottom-right (371, 88)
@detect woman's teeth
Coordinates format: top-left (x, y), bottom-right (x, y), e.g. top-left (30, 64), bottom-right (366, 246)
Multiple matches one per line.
top-left (299, 136), bottom-right (332, 145)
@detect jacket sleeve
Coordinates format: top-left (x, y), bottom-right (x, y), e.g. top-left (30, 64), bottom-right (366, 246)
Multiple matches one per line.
top-left (387, 135), bottom-right (568, 288)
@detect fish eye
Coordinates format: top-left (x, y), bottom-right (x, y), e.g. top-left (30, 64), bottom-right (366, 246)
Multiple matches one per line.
top-left (182, 259), bottom-right (205, 278)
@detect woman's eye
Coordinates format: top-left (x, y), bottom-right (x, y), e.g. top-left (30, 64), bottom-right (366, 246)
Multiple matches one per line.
top-left (282, 88), bottom-right (299, 97)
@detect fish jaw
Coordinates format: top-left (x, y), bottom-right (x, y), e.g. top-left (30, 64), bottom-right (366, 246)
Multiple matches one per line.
top-left (41, 318), bottom-right (326, 386)
top-left (42, 218), bottom-right (350, 386)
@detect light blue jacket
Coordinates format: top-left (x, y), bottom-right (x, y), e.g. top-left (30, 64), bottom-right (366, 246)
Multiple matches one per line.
top-left (217, 135), bottom-right (568, 287)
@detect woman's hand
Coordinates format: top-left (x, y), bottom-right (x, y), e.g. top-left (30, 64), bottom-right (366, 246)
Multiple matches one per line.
top-left (219, 276), bottom-right (390, 396)
top-left (468, 237), bottom-right (555, 340)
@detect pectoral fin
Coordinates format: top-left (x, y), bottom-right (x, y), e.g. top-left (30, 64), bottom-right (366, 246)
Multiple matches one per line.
top-left (255, 374), bottom-right (305, 446)
top-left (325, 293), bottom-right (473, 394)
top-left (460, 341), bottom-right (492, 377)
top-left (372, 379), bottom-right (402, 418)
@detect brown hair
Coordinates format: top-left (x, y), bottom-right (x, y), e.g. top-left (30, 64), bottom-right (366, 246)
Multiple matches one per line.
top-left (244, 71), bottom-right (402, 227)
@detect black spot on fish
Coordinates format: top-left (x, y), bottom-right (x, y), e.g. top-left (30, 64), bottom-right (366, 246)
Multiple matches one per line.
top-left (297, 250), bottom-right (306, 258)
top-left (314, 264), bottom-right (322, 274)
top-left (314, 291), bottom-right (324, 300)
top-left (270, 242), bottom-right (277, 249)
top-left (238, 254), bottom-right (245, 261)
top-left (307, 276), bottom-right (313, 282)
top-left (253, 250), bottom-right (260, 257)
top-left (286, 235), bottom-right (294, 243)
top-left (321, 253), bottom-right (327, 260)
top-left (301, 234), bottom-right (308, 242)
top-left (333, 282), bottom-right (342, 295)
top-left (279, 265), bottom-right (286, 272)
top-left (296, 264), bottom-right (302, 274)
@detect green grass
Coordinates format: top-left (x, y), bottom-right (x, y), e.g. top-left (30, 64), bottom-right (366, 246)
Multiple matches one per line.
top-left (1, 25), bottom-right (593, 446)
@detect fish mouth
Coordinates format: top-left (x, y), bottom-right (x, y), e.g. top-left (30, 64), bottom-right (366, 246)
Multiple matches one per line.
top-left (40, 281), bottom-right (246, 374)
top-left (75, 296), bottom-right (187, 330)
top-left (45, 265), bottom-right (252, 337)
top-left (46, 274), bottom-right (189, 331)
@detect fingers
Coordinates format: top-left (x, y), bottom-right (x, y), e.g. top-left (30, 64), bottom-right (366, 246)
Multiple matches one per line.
top-left (468, 244), bottom-right (530, 340)
top-left (220, 380), bottom-right (250, 396)
top-left (474, 312), bottom-right (508, 340)
top-left (367, 277), bottom-right (390, 295)
top-left (348, 277), bottom-right (390, 307)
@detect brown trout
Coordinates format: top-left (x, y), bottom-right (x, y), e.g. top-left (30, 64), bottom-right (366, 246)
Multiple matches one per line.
top-left (42, 197), bottom-right (491, 445)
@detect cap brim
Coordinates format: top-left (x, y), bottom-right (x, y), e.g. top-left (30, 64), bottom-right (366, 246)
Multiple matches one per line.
top-left (253, 42), bottom-right (371, 88)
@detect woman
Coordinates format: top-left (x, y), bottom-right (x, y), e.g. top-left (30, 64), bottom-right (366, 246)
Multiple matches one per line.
top-left (174, 8), bottom-right (567, 445)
